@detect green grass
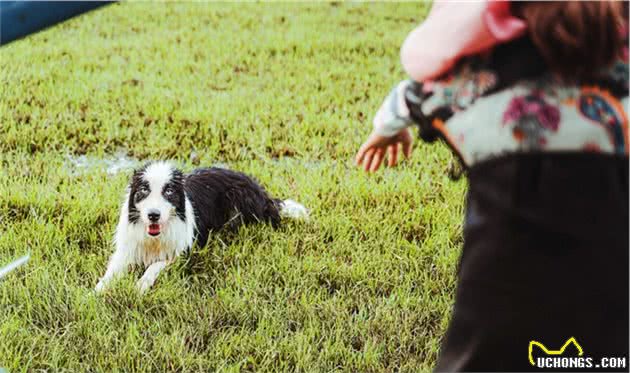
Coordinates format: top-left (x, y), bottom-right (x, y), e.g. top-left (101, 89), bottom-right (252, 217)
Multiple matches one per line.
top-left (0, 2), bottom-right (467, 372)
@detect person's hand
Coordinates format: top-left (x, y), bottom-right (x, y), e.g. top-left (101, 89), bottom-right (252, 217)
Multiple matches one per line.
top-left (355, 128), bottom-right (413, 172)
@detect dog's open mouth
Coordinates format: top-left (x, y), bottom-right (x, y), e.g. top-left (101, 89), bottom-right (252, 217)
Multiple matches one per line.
top-left (147, 224), bottom-right (161, 237)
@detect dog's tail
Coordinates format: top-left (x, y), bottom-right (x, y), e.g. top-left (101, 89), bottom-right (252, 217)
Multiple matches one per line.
top-left (276, 199), bottom-right (309, 220)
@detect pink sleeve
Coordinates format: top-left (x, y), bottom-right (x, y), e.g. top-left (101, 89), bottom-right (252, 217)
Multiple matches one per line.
top-left (400, 0), bottom-right (526, 82)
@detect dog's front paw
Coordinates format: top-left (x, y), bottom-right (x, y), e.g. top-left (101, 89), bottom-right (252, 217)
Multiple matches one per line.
top-left (136, 277), bottom-right (154, 294)
top-left (95, 278), bottom-right (108, 293)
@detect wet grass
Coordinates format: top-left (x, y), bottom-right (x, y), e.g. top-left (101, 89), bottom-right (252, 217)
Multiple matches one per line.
top-left (0, 2), bottom-right (466, 372)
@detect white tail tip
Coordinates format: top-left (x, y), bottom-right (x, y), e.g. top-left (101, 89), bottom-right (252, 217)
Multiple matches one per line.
top-left (280, 199), bottom-right (309, 220)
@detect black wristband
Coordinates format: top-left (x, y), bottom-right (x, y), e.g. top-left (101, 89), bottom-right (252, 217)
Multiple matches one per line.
top-left (404, 81), bottom-right (441, 143)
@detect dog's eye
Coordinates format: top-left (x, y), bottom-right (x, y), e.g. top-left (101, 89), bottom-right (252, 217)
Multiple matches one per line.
top-left (135, 186), bottom-right (149, 200)
top-left (164, 187), bottom-right (173, 196)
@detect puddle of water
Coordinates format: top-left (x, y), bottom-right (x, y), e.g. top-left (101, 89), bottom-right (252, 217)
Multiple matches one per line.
top-left (270, 157), bottom-right (342, 171)
top-left (65, 151), bottom-right (231, 177)
top-left (211, 162), bottom-right (230, 169)
top-left (65, 151), bottom-right (140, 176)
top-left (64, 151), bottom-right (338, 178)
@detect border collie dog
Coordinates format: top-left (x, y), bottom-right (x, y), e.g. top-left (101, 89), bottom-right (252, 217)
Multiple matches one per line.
top-left (95, 161), bottom-right (308, 293)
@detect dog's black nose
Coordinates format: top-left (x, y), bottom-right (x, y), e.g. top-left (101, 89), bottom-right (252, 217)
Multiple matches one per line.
top-left (148, 209), bottom-right (160, 222)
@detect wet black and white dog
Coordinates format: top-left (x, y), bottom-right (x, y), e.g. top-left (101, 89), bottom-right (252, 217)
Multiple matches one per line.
top-left (95, 161), bottom-right (308, 293)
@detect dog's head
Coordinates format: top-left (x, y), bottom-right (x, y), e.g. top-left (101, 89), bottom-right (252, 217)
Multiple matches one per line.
top-left (127, 162), bottom-right (186, 237)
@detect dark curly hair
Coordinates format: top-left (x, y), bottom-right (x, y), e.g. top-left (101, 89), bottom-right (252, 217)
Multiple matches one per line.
top-left (512, 1), bottom-right (627, 81)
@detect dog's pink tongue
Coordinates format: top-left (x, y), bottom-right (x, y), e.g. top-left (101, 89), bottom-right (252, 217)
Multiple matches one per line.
top-left (148, 224), bottom-right (161, 236)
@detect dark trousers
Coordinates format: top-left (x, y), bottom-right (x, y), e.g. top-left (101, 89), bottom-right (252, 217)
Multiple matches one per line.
top-left (435, 154), bottom-right (629, 372)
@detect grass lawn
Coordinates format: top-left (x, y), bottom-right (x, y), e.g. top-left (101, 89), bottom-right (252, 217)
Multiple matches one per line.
top-left (0, 2), bottom-right (467, 371)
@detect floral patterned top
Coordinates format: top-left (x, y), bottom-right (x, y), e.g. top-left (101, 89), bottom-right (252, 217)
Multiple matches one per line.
top-left (375, 29), bottom-right (629, 169)
top-left (420, 51), bottom-right (628, 166)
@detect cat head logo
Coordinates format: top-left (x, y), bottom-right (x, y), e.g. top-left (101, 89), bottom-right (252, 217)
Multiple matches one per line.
top-left (528, 337), bottom-right (584, 366)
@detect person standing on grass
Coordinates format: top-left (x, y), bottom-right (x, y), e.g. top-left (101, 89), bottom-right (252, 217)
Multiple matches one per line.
top-left (356, 1), bottom-right (629, 371)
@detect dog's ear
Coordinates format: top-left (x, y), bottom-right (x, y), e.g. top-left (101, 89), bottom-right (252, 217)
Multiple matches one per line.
top-left (130, 162), bottom-right (151, 181)
top-left (129, 168), bottom-right (140, 185)
top-left (171, 168), bottom-right (184, 185)
top-left (128, 164), bottom-right (148, 193)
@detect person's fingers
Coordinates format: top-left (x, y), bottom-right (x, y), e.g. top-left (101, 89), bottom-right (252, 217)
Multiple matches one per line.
top-left (370, 148), bottom-right (384, 172)
top-left (388, 143), bottom-right (399, 167)
top-left (402, 136), bottom-right (413, 158)
top-left (362, 148), bottom-right (375, 172)
top-left (355, 144), bottom-right (366, 165)
top-left (355, 149), bottom-right (364, 166)
top-left (355, 141), bottom-right (371, 166)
